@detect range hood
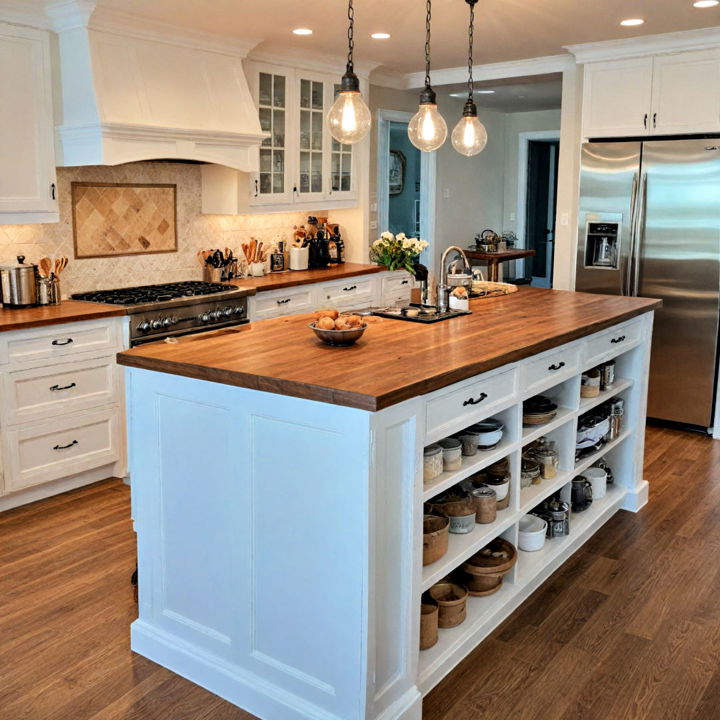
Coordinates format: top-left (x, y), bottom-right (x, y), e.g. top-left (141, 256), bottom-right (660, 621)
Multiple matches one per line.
top-left (51, 8), bottom-right (265, 170)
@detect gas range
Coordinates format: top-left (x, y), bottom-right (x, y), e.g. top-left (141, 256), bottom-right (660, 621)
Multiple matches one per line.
top-left (72, 281), bottom-right (252, 346)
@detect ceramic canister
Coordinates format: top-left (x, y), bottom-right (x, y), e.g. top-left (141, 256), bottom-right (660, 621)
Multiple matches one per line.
top-left (584, 466), bottom-right (607, 499)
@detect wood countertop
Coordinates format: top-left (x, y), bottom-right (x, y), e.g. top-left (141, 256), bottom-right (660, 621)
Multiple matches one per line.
top-left (117, 287), bottom-right (661, 412)
top-left (229, 263), bottom-right (382, 292)
top-left (0, 300), bottom-right (126, 332)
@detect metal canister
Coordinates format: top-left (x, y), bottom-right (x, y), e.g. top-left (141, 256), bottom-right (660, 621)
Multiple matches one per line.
top-left (545, 499), bottom-right (570, 538)
top-left (600, 360), bottom-right (616, 391)
top-left (0, 255), bottom-right (38, 308)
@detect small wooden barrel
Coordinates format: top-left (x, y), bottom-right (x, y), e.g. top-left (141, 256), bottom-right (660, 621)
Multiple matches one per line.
top-left (471, 486), bottom-right (497, 524)
top-left (423, 515), bottom-right (449, 566)
top-left (420, 603), bottom-right (439, 650)
top-left (428, 582), bottom-right (468, 628)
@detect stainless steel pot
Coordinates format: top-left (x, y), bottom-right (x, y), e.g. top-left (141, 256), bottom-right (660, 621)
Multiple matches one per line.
top-left (0, 256), bottom-right (38, 308)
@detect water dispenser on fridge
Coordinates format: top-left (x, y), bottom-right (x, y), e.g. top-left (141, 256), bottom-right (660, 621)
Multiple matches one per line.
top-left (584, 220), bottom-right (620, 269)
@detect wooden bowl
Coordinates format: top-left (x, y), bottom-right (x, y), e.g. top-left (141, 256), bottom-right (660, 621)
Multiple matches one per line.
top-left (308, 322), bottom-right (367, 347)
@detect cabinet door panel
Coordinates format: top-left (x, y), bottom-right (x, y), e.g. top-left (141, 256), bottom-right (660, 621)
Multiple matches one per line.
top-left (297, 73), bottom-right (328, 203)
top-left (582, 58), bottom-right (653, 139)
top-left (0, 23), bottom-right (57, 218)
top-left (651, 50), bottom-right (720, 135)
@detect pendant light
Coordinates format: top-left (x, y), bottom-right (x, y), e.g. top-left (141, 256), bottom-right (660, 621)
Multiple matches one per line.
top-left (408, 0), bottom-right (447, 152)
top-left (327, 0), bottom-right (372, 144)
top-left (451, 0), bottom-right (487, 157)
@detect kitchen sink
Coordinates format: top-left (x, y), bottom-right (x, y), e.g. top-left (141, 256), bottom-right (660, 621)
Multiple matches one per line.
top-left (358, 305), bottom-right (472, 323)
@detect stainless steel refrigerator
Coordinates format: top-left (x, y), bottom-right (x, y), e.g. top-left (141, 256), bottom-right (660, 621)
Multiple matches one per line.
top-left (576, 139), bottom-right (720, 429)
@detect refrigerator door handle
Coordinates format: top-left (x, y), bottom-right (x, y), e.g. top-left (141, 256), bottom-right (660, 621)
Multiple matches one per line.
top-left (625, 171), bottom-right (640, 296)
top-left (633, 172), bottom-right (648, 296)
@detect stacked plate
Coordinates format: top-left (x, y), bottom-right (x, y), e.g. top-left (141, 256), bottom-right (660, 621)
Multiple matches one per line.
top-left (523, 395), bottom-right (558, 425)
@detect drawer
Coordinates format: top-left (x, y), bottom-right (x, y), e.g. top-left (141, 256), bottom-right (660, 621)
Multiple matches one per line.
top-left (381, 273), bottom-right (414, 302)
top-left (426, 368), bottom-right (517, 442)
top-left (0, 318), bottom-right (123, 366)
top-left (3, 408), bottom-right (120, 493)
top-left (318, 276), bottom-right (376, 307)
top-left (521, 344), bottom-right (580, 397)
top-left (3, 356), bottom-right (118, 425)
top-left (584, 318), bottom-right (643, 367)
top-left (253, 286), bottom-right (314, 319)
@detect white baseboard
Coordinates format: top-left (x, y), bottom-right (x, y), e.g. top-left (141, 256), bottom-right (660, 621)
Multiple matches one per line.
top-left (621, 480), bottom-right (649, 513)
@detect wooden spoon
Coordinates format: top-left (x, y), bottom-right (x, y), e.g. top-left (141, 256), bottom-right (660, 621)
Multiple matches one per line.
top-left (39, 257), bottom-right (52, 278)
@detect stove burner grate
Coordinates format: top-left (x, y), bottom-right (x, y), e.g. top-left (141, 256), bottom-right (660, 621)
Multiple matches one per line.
top-left (72, 281), bottom-right (234, 306)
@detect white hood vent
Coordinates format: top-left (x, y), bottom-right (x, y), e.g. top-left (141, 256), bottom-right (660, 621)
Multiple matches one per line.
top-left (52, 9), bottom-right (265, 170)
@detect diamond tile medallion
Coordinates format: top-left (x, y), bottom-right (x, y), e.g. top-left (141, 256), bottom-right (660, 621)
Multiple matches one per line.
top-left (72, 182), bottom-right (177, 258)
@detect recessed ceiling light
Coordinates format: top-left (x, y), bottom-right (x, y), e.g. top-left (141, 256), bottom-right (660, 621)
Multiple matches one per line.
top-left (371, 32), bottom-right (391, 39)
top-left (620, 18), bottom-right (645, 26)
top-left (292, 28), bottom-right (313, 35)
top-left (694, 0), bottom-right (719, 7)
top-left (475, 90), bottom-right (495, 94)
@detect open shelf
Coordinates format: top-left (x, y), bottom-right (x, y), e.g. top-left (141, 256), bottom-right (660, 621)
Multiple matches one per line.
top-left (519, 468), bottom-right (574, 514)
top-left (574, 427), bottom-right (632, 474)
top-left (517, 484), bottom-right (626, 585)
top-left (578, 377), bottom-right (633, 414)
top-left (423, 438), bottom-right (518, 502)
top-left (521, 406), bottom-right (575, 444)
top-left (421, 510), bottom-right (517, 592)
top-left (418, 578), bottom-right (520, 690)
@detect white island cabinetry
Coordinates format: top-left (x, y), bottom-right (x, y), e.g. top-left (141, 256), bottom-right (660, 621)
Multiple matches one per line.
top-left (123, 305), bottom-right (654, 720)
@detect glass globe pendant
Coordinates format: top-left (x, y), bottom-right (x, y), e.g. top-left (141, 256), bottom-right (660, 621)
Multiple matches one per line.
top-left (408, 0), bottom-right (447, 152)
top-left (452, 0), bottom-right (488, 158)
top-left (327, 0), bottom-right (371, 144)
top-left (452, 98), bottom-right (487, 156)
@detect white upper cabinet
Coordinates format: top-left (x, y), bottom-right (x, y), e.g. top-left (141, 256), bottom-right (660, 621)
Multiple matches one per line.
top-left (0, 23), bottom-right (57, 224)
top-left (202, 61), bottom-right (359, 214)
top-left (651, 49), bottom-right (720, 135)
top-left (582, 49), bottom-right (720, 139)
top-left (583, 57), bottom-right (654, 138)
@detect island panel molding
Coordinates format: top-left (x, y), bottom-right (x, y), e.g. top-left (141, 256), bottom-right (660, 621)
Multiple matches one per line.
top-left (118, 288), bottom-right (661, 411)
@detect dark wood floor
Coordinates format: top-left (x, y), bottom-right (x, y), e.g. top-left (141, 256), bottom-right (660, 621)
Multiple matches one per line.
top-left (1, 425), bottom-right (717, 719)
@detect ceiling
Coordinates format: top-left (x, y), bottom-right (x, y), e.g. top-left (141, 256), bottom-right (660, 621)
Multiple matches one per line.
top-left (443, 73), bottom-right (563, 113)
top-left (89, 0), bottom-right (720, 75)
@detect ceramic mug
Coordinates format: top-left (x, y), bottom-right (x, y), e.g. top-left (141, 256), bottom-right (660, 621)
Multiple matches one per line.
top-left (584, 466), bottom-right (607, 499)
top-left (250, 262), bottom-right (265, 277)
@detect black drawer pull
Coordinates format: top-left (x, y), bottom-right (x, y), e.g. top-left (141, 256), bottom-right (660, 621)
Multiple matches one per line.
top-left (401, 279), bottom-right (409, 285)
top-left (463, 393), bottom-right (488, 407)
top-left (50, 382), bottom-right (77, 392)
top-left (53, 439), bottom-right (78, 450)
top-left (610, 335), bottom-right (626, 344)
top-left (548, 361), bottom-right (565, 371)
top-left (51, 338), bottom-right (73, 346)
top-left (276, 298), bottom-right (291, 305)
top-left (342, 285), bottom-right (357, 292)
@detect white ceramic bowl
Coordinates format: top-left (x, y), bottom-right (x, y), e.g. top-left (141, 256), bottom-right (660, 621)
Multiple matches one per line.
top-left (518, 514), bottom-right (547, 552)
top-left (485, 476), bottom-right (509, 501)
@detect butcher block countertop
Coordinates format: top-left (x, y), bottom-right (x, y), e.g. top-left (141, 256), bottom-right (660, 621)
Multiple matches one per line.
top-left (0, 300), bottom-right (126, 332)
top-left (117, 288), bottom-right (661, 411)
top-left (229, 263), bottom-right (382, 292)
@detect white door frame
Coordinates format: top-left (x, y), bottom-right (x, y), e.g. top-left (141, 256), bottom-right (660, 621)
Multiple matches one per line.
top-left (516, 130), bottom-right (561, 285)
top-left (376, 109), bottom-right (437, 275)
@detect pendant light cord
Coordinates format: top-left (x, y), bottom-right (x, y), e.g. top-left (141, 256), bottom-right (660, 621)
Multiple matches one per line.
top-left (347, 0), bottom-right (355, 72)
top-left (424, 0), bottom-right (432, 90)
top-left (467, 0), bottom-right (476, 100)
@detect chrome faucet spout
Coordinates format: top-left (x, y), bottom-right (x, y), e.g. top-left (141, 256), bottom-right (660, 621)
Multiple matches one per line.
top-left (438, 245), bottom-right (471, 312)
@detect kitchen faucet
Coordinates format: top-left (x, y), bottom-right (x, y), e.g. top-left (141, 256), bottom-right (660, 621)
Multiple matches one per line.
top-left (438, 245), bottom-right (472, 312)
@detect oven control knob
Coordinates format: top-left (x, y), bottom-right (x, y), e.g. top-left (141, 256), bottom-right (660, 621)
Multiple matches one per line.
top-left (137, 320), bottom-right (151, 333)
top-left (210, 310), bottom-right (222, 321)
top-left (234, 306), bottom-right (244, 316)
top-left (170, 316), bottom-right (178, 325)
top-left (222, 306), bottom-right (233, 317)
top-left (199, 313), bottom-right (210, 323)
top-left (151, 319), bottom-right (163, 330)
top-left (162, 317), bottom-right (172, 328)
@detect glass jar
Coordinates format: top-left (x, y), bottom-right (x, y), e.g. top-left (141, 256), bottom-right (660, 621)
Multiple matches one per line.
top-left (438, 437), bottom-right (462, 472)
top-left (533, 437), bottom-right (559, 480)
top-left (423, 444), bottom-right (443, 483)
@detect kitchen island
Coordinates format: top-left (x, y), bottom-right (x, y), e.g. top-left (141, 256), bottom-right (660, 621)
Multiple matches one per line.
top-left (118, 288), bottom-right (659, 720)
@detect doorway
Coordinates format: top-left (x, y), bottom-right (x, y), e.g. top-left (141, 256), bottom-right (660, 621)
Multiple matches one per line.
top-left (517, 131), bottom-right (560, 288)
top-left (376, 111), bottom-right (436, 273)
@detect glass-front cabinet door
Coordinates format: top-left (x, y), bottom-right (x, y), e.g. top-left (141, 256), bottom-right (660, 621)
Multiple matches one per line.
top-left (250, 65), bottom-right (292, 205)
top-left (297, 74), bottom-right (327, 203)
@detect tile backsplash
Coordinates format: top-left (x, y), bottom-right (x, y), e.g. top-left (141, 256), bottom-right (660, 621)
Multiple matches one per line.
top-left (0, 162), bottom-right (319, 296)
